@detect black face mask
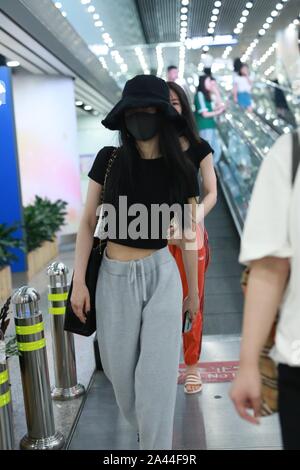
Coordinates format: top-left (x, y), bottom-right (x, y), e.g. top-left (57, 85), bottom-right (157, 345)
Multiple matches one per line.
top-left (125, 112), bottom-right (160, 141)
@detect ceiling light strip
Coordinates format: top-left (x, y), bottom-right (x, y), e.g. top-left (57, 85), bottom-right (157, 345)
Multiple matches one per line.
top-left (78, 0), bottom-right (129, 79)
top-left (241, 1), bottom-right (289, 62)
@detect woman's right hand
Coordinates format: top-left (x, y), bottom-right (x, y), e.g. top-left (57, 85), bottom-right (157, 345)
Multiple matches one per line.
top-left (229, 364), bottom-right (262, 425)
top-left (71, 282), bottom-right (91, 324)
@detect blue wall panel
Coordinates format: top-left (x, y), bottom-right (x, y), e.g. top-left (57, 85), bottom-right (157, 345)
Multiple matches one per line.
top-left (0, 66), bottom-right (27, 273)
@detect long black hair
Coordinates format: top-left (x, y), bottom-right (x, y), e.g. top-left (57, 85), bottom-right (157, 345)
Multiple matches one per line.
top-left (197, 75), bottom-right (211, 102)
top-left (105, 111), bottom-right (196, 206)
top-left (167, 81), bottom-right (201, 146)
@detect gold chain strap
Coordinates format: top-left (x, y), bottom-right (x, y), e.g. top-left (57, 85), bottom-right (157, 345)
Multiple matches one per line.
top-left (98, 148), bottom-right (119, 254)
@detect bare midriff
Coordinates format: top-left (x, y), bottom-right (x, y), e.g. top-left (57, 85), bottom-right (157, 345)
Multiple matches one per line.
top-left (106, 241), bottom-right (159, 261)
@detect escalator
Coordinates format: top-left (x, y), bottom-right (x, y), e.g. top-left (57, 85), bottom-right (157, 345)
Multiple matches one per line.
top-left (215, 101), bottom-right (280, 234)
top-left (203, 99), bottom-right (285, 336)
top-left (252, 79), bottom-right (297, 133)
top-left (204, 184), bottom-right (244, 335)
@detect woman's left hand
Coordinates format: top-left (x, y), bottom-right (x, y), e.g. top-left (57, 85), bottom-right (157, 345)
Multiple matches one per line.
top-left (183, 292), bottom-right (199, 321)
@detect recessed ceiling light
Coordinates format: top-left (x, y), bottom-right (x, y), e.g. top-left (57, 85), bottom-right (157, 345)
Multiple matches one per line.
top-left (234, 28), bottom-right (242, 34)
top-left (181, 7), bottom-right (188, 13)
top-left (212, 8), bottom-right (219, 14)
top-left (211, 15), bottom-right (218, 21)
top-left (181, 21), bottom-right (188, 27)
top-left (54, 2), bottom-right (62, 8)
top-left (93, 13), bottom-right (100, 19)
top-left (266, 17), bottom-right (273, 23)
top-left (242, 10), bottom-right (249, 16)
top-left (271, 10), bottom-right (279, 17)
top-left (84, 105), bottom-right (92, 111)
top-left (209, 22), bottom-right (216, 28)
top-left (61, 11), bottom-right (67, 17)
top-left (214, 1), bottom-right (222, 7)
top-left (81, 0), bottom-right (91, 4)
top-left (240, 17), bottom-right (247, 23)
top-left (87, 5), bottom-right (95, 13)
top-left (237, 22), bottom-right (243, 28)
top-left (208, 28), bottom-right (215, 34)
top-left (259, 29), bottom-right (266, 35)
top-left (203, 46), bottom-right (209, 52)
top-left (181, 14), bottom-right (188, 20)
top-left (7, 60), bottom-right (20, 67)
top-left (94, 20), bottom-right (103, 27)
top-left (75, 100), bottom-right (83, 106)
top-left (246, 2), bottom-right (253, 8)
top-left (181, 0), bottom-right (189, 6)
top-left (263, 23), bottom-right (270, 29)
top-left (276, 3), bottom-right (283, 10)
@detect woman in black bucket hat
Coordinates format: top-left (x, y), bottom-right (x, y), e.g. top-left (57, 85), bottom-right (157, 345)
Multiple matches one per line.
top-left (102, 74), bottom-right (185, 130)
top-left (71, 74), bottom-right (200, 450)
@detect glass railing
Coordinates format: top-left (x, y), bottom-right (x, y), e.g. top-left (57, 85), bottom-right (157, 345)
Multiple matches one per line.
top-left (252, 80), bottom-right (297, 132)
top-left (215, 107), bottom-right (279, 235)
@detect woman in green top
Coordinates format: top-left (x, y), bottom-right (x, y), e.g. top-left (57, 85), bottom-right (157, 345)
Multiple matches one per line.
top-left (194, 75), bottom-right (225, 166)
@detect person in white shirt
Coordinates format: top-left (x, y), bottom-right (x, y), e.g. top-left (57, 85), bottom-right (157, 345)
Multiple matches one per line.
top-left (233, 63), bottom-right (253, 112)
top-left (230, 130), bottom-right (300, 450)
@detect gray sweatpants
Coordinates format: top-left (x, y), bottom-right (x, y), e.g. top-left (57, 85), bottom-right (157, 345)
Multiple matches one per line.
top-left (95, 246), bottom-right (183, 450)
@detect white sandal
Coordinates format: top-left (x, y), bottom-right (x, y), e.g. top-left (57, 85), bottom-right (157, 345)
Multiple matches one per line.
top-left (184, 373), bottom-right (203, 395)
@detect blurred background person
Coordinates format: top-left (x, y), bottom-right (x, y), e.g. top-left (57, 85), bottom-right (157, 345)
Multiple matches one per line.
top-left (167, 65), bottom-right (179, 82)
top-left (233, 62), bottom-right (253, 112)
top-left (168, 81), bottom-right (217, 394)
top-left (194, 75), bottom-right (225, 166)
top-left (272, 78), bottom-right (294, 123)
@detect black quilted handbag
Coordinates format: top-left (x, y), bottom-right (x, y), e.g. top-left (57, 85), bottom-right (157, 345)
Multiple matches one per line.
top-left (64, 149), bottom-right (118, 336)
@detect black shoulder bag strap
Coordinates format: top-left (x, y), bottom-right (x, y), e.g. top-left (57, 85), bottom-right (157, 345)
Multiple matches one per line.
top-left (98, 148), bottom-right (119, 253)
top-left (292, 129), bottom-right (300, 185)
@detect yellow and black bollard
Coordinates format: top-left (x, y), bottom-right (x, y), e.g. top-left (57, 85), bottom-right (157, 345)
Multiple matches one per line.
top-left (0, 335), bottom-right (14, 450)
top-left (12, 286), bottom-right (65, 450)
top-left (47, 262), bottom-right (85, 400)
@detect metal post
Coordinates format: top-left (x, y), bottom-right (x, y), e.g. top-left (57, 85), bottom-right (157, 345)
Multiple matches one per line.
top-left (47, 262), bottom-right (85, 400)
top-left (0, 334), bottom-right (14, 450)
top-left (12, 286), bottom-right (65, 450)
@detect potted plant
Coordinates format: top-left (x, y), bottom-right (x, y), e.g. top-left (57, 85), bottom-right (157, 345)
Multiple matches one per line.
top-left (0, 223), bottom-right (25, 302)
top-left (23, 196), bottom-right (68, 279)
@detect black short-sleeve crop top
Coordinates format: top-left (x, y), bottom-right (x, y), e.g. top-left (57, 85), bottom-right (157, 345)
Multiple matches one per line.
top-left (88, 146), bottom-right (200, 249)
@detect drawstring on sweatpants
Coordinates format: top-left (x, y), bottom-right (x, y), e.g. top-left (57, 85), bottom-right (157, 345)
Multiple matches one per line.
top-left (129, 259), bottom-right (147, 302)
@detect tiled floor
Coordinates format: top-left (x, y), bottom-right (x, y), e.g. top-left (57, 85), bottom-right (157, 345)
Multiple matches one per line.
top-left (69, 337), bottom-right (282, 450)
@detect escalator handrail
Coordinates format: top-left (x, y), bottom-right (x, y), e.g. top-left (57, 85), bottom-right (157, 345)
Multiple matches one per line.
top-left (218, 111), bottom-right (273, 163)
top-left (253, 110), bottom-right (282, 135)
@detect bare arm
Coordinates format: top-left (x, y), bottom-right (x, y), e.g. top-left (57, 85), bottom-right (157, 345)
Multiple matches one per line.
top-left (211, 82), bottom-right (223, 106)
top-left (70, 179), bottom-right (103, 323)
top-left (201, 107), bottom-right (223, 118)
top-left (73, 179), bottom-right (103, 285)
top-left (199, 153), bottom-right (217, 217)
top-left (179, 197), bottom-right (199, 318)
top-left (233, 83), bottom-right (238, 103)
top-left (240, 256), bottom-right (290, 367)
top-left (230, 256), bottom-right (290, 424)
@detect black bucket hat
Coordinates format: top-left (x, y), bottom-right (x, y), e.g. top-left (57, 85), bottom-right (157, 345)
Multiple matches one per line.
top-left (101, 74), bottom-right (186, 131)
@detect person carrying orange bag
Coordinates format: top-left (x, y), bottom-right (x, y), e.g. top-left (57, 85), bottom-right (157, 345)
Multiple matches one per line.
top-left (167, 82), bottom-right (217, 394)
